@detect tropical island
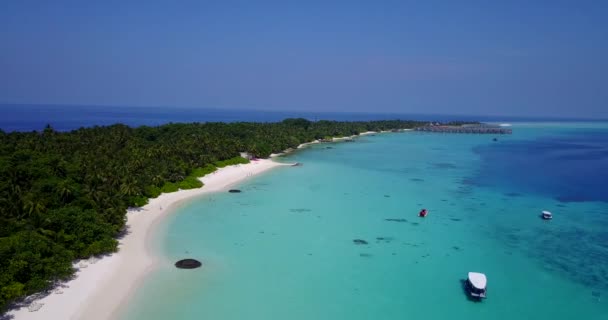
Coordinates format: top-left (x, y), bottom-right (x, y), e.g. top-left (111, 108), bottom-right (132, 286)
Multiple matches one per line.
top-left (1, 118), bottom-right (463, 314)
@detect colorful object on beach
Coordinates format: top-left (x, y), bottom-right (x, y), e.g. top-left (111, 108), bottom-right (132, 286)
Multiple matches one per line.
top-left (419, 209), bottom-right (428, 217)
top-left (175, 259), bottom-right (202, 269)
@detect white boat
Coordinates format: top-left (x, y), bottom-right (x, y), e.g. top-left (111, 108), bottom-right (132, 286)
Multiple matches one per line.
top-left (465, 272), bottom-right (487, 299)
top-left (542, 210), bottom-right (553, 220)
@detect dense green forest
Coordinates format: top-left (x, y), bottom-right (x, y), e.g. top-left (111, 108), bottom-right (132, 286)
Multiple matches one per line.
top-left (0, 118), bottom-right (426, 311)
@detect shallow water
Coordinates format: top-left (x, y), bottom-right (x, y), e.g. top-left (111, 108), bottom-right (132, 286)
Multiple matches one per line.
top-left (122, 123), bottom-right (608, 319)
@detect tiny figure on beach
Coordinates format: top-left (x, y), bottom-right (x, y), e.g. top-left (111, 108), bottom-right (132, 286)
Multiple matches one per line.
top-left (159, 205), bottom-right (163, 211)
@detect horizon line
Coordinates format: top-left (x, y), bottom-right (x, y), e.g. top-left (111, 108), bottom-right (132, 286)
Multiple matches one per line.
top-left (0, 102), bottom-right (606, 122)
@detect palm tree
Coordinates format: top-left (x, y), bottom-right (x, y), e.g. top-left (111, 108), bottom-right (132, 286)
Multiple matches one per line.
top-left (57, 180), bottom-right (74, 203)
top-left (119, 182), bottom-right (139, 197)
top-left (22, 199), bottom-right (45, 219)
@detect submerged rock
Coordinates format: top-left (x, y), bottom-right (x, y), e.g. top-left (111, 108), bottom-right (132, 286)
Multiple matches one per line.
top-left (385, 218), bottom-right (408, 222)
top-left (228, 189), bottom-right (242, 193)
top-left (432, 162), bottom-right (457, 169)
top-left (353, 239), bottom-right (368, 245)
top-left (175, 259), bottom-right (202, 269)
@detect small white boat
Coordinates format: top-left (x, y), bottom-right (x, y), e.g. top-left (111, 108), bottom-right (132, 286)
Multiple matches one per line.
top-left (542, 210), bottom-right (553, 220)
top-left (465, 272), bottom-right (487, 299)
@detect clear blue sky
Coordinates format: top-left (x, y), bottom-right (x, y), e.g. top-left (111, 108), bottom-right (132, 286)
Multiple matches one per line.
top-left (1, 0), bottom-right (607, 117)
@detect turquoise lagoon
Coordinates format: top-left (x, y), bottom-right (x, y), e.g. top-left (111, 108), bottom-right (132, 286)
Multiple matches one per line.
top-left (122, 123), bottom-right (608, 319)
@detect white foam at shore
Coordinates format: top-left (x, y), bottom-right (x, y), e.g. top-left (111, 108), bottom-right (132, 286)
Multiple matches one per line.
top-left (8, 159), bottom-right (289, 320)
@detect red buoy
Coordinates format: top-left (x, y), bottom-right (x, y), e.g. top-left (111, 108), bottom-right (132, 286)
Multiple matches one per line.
top-left (419, 209), bottom-right (428, 217)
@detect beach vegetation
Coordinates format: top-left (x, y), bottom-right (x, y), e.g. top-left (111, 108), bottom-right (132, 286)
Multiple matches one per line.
top-left (191, 164), bottom-right (217, 177)
top-left (144, 185), bottom-right (162, 198)
top-left (177, 176), bottom-right (203, 190)
top-left (160, 182), bottom-right (179, 193)
top-left (130, 196), bottom-right (149, 207)
top-left (214, 156), bottom-right (249, 168)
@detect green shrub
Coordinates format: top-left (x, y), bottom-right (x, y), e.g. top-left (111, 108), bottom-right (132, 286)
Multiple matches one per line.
top-left (191, 164), bottom-right (217, 177)
top-left (214, 156), bottom-right (249, 168)
top-left (177, 176), bottom-right (203, 190)
top-left (82, 238), bottom-right (118, 256)
top-left (161, 182), bottom-right (179, 193)
top-left (144, 185), bottom-right (162, 198)
top-left (129, 196), bottom-right (149, 207)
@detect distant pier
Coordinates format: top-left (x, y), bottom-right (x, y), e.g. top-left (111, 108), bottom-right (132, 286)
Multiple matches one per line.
top-left (414, 124), bottom-right (512, 134)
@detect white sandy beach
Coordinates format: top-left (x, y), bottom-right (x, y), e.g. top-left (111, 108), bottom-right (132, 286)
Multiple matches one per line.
top-left (8, 159), bottom-right (289, 320)
top-left (331, 130), bottom-right (405, 142)
top-left (359, 131), bottom-right (378, 135)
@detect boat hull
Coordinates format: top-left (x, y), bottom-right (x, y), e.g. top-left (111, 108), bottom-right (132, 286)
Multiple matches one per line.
top-left (464, 280), bottom-right (487, 300)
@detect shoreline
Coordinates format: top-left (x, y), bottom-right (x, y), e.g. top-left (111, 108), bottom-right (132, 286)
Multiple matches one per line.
top-left (270, 130), bottom-right (403, 157)
top-left (8, 159), bottom-right (290, 320)
top-left (7, 130), bottom-right (407, 319)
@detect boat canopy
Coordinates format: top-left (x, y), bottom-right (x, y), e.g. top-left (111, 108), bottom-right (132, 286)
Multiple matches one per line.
top-left (468, 272), bottom-right (487, 289)
top-left (542, 211), bottom-right (552, 216)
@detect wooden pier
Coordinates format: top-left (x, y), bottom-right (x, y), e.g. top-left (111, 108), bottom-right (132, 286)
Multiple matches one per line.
top-left (414, 124), bottom-right (512, 134)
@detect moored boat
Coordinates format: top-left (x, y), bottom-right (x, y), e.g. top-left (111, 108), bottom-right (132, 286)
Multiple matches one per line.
top-left (419, 209), bottom-right (427, 217)
top-left (465, 272), bottom-right (487, 299)
top-left (542, 210), bottom-right (553, 220)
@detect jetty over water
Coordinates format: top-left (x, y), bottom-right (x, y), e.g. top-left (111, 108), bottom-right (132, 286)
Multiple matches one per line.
top-left (414, 124), bottom-right (512, 134)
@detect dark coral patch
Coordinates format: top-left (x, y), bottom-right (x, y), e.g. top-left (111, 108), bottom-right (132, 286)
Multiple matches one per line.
top-left (353, 239), bottom-right (368, 245)
top-left (433, 162), bottom-right (457, 169)
top-left (175, 259), bottom-right (202, 269)
top-left (289, 208), bottom-right (312, 213)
